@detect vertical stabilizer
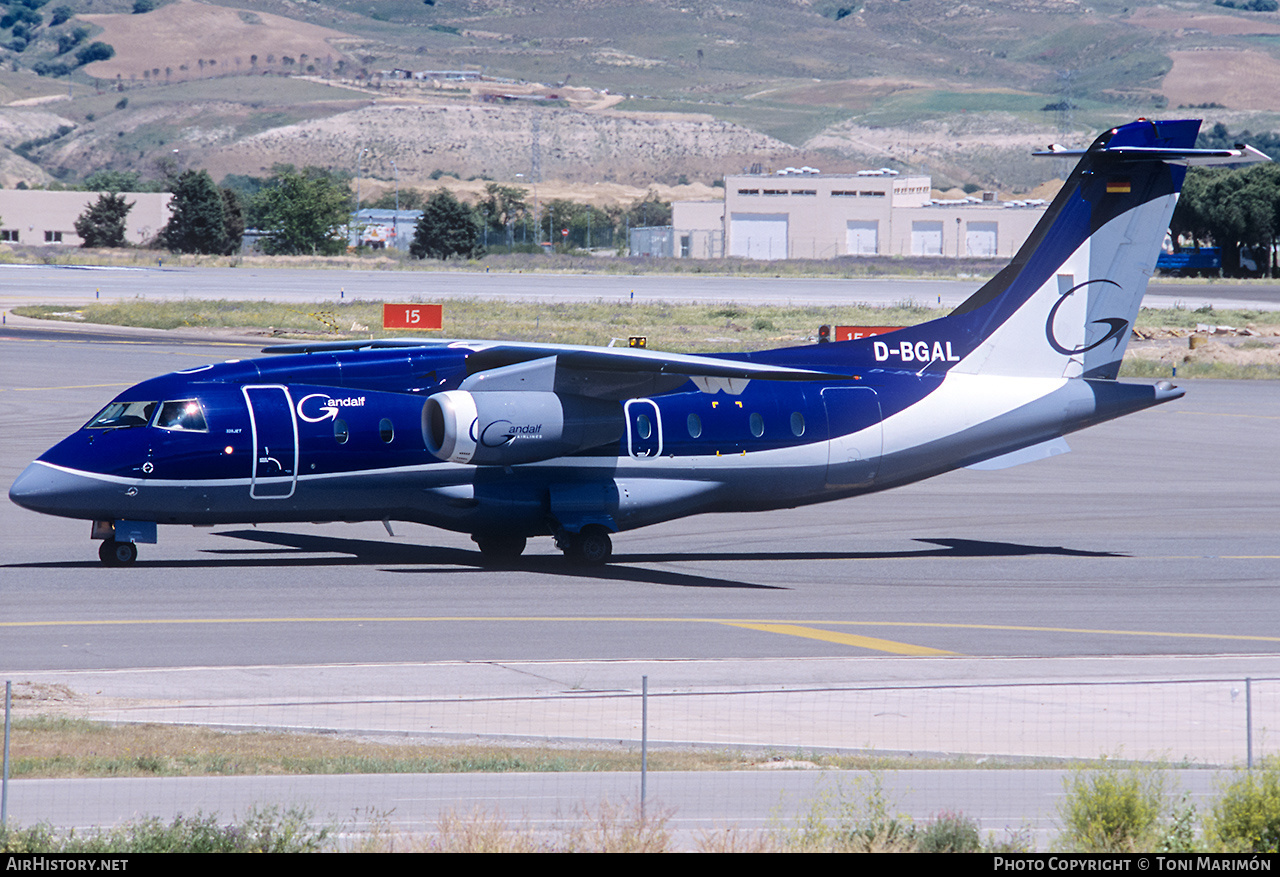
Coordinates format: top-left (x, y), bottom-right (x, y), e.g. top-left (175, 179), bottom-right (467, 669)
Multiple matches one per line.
top-left (948, 119), bottom-right (1201, 379)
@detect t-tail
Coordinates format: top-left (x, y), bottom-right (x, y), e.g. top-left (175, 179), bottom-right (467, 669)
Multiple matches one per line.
top-left (778, 119), bottom-right (1268, 380)
top-left (941, 118), bottom-right (1266, 380)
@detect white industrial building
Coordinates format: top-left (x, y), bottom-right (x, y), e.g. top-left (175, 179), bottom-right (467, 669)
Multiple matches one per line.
top-left (0, 190), bottom-right (173, 247)
top-left (670, 168), bottom-right (1049, 261)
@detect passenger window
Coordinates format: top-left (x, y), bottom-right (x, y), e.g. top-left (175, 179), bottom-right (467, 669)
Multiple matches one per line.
top-left (334, 419), bottom-right (349, 444)
top-left (86, 401), bottom-right (157, 430)
top-left (749, 412), bottom-right (764, 438)
top-left (686, 413), bottom-right (702, 438)
top-left (155, 400), bottom-right (208, 432)
top-left (379, 418), bottom-right (394, 443)
top-left (790, 412), bottom-right (805, 437)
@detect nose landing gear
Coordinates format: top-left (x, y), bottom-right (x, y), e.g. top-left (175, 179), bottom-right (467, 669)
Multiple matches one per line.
top-left (98, 539), bottom-right (138, 566)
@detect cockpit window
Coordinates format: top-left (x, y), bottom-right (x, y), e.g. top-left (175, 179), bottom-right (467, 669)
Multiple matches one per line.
top-left (85, 401), bottom-right (157, 430)
top-left (155, 399), bottom-right (209, 432)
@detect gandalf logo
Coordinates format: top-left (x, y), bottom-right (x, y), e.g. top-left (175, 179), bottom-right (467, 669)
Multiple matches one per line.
top-left (297, 393), bottom-right (366, 422)
top-left (479, 420), bottom-right (542, 448)
top-left (1045, 279), bottom-right (1130, 355)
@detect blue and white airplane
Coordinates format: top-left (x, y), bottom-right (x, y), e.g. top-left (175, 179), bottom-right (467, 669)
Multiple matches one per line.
top-left (9, 119), bottom-right (1267, 565)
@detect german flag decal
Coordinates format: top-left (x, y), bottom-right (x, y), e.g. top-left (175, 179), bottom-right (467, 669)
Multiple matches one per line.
top-left (1106, 180), bottom-right (1132, 194)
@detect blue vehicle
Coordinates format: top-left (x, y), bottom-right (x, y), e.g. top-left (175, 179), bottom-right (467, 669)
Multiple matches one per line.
top-left (1156, 248), bottom-right (1221, 277)
top-left (9, 120), bottom-right (1268, 565)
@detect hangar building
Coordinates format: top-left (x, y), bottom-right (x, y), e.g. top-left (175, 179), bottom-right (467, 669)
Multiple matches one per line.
top-left (671, 168), bottom-right (1049, 261)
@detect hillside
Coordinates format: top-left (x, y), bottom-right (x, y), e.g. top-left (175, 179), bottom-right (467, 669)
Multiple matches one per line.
top-left (1, 0), bottom-right (1279, 199)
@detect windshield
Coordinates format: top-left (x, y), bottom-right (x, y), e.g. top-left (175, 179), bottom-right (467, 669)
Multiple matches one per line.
top-left (155, 399), bottom-right (208, 432)
top-left (85, 401), bottom-right (157, 430)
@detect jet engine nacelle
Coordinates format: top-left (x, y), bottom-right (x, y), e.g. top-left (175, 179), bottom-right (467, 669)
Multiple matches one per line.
top-left (422, 390), bottom-right (624, 465)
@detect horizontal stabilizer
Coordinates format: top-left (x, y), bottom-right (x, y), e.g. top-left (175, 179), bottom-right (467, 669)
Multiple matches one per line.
top-left (1034, 144), bottom-right (1270, 167)
top-left (965, 437), bottom-right (1071, 470)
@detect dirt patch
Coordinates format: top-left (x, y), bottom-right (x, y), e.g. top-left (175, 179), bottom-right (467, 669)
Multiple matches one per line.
top-left (1128, 8), bottom-right (1280, 37)
top-left (208, 101), bottom-right (796, 186)
top-left (777, 78), bottom-right (938, 112)
top-left (1129, 325), bottom-right (1280, 370)
top-left (8, 682), bottom-right (80, 711)
top-left (805, 112), bottom-right (1063, 192)
top-left (77, 0), bottom-right (357, 83)
top-left (1163, 49), bottom-right (1280, 111)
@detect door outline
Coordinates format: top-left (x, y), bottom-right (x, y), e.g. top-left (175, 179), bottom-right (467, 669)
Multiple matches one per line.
top-left (820, 386), bottom-right (883, 487)
top-left (624, 398), bottom-right (662, 459)
top-left (242, 385), bottom-right (299, 499)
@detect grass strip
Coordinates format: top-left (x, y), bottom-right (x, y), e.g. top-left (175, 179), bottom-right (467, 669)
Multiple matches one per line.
top-left (9, 715), bottom-right (1071, 778)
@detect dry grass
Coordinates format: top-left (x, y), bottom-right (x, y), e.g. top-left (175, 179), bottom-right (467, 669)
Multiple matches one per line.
top-left (12, 297), bottom-right (945, 354)
top-left (421, 808), bottom-right (548, 853)
top-left (1163, 50), bottom-right (1280, 112)
top-left (77, 0), bottom-right (350, 84)
top-left (8, 715), bottom-right (1058, 780)
top-left (9, 716), bottom-right (694, 778)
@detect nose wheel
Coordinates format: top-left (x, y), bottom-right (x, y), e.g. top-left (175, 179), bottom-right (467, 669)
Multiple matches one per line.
top-left (98, 539), bottom-right (138, 566)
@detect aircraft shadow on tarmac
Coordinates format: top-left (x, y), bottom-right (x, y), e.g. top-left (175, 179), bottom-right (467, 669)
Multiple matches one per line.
top-left (4, 530), bottom-right (1124, 591)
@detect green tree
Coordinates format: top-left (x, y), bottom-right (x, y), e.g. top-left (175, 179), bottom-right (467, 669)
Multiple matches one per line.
top-left (221, 173), bottom-right (272, 227)
top-left (80, 169), bottom-right (166, 194)
top-left (369, 188), bottom-right (427, 211)
top-left (477, 183), bottom-right (528, 231)
top-left (162, 170), bottom-right (229, 254)
top-left (410, 189), bottom-right (481, 260)
top-left (1173, 163), bottom-right (1280, 276)
top-left (615, 190), bottom-right (672, 229)
top-left (541, 198), bottom-right (613, 249)
top-left (74, 193), bottom-right (133, 248)
top-left (254, 167), bottom-right (351, 256)
top-left (75, 42), bottom-right (115, 66)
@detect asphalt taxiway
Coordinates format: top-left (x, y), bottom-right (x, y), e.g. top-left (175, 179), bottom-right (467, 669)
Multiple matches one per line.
top-left (3, 323), bottom-right (1278, 668)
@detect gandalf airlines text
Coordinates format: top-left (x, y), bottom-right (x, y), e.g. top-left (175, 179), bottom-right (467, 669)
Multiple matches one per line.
top-left (873, 339), bottom-right (962, 363)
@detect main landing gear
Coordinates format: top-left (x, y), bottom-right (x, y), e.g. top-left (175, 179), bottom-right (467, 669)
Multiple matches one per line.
top-left (98, 539), bottom-right (138, 566)
top-left (472, 525), bottom-right (614, 565)
top-left (472, 534), bottom-right (528, 560)
top-left (558, 525), bottom-right (613, 566)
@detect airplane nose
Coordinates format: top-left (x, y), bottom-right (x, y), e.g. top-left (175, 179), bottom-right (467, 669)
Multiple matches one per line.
top-left (9, 462), bottom-right (100, 517)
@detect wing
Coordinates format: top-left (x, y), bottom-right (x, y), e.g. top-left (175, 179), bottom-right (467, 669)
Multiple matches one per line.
top-left (264, 338), bottom-right (845, 399)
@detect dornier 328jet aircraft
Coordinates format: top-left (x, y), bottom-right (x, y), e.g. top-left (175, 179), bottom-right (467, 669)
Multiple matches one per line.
top-left (10, 119), bottom-right (1269, 565)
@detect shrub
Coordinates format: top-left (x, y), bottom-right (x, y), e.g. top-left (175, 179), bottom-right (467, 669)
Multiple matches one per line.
top-left (0, 807), bottom-right (332, 853)
top-left (1208, 759), bottom-right (1280, 853)
top-left (917, 811), bottom-right (982, 853)
top-left (774, 774), bottom-right (916, 852)
top-left (1057, 762), bottom-right (1170, 852)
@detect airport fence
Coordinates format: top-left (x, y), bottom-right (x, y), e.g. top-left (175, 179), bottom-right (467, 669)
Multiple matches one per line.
top-left (2, 669), bottom-right (1278, 847)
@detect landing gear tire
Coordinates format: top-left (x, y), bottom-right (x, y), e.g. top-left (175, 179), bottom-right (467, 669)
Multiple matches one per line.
top-left (564, 525), bottom-right (612, 566)
top-left (98, 539), bottom-right (137, 566)
top-left (474, 535), bottom-right (527, 560)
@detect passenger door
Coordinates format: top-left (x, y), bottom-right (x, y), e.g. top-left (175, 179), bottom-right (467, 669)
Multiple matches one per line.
top-left (242, 385), bottom-right (298, 499)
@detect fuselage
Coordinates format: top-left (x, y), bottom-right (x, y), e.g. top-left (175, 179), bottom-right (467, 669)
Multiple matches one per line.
top-left (9, 341), bottom-right (1177, 542)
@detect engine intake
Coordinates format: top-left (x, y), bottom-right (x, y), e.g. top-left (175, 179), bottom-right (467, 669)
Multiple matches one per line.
top-left (423, 390), bottom-right (623, 465)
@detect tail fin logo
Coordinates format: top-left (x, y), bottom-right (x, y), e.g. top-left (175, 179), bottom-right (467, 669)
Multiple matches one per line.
top-left (1046, 279), bottom-right (1129, 356)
